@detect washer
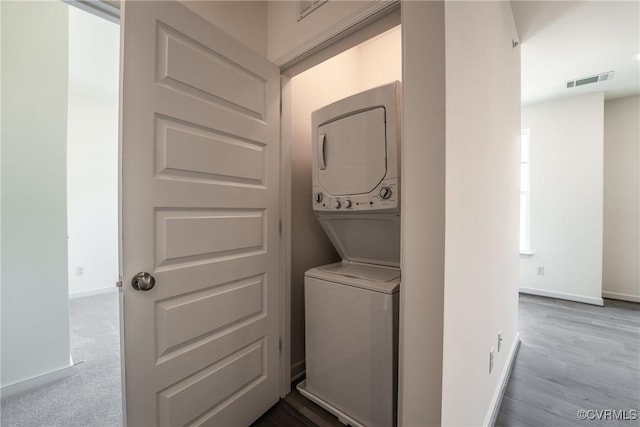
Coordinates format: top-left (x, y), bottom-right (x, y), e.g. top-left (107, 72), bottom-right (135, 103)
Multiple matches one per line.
top-left (298, 82), bottom-right (402, 427)
top-left (298, 262), bottom-right (399, 427)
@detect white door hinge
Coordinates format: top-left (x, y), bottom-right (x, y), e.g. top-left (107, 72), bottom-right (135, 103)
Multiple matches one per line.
top-left (115, 280), bottom-right (123, 288)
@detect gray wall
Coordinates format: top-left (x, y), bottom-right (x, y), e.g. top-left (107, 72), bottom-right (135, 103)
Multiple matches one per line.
top-left (440, 2), bottom-right (521, 425)
top-left (1, 1), bottom-right (71, 387)
top-left (520, 93), bottom-right (604, 305)
top-left (399, 2), bottom-right (446, 425)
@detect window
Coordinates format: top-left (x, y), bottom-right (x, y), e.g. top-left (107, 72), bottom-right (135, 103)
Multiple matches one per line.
top-left (520, 129), bottom-right (531, 253)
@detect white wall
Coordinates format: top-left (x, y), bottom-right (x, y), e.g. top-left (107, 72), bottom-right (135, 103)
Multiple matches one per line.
top-left (356, 26), bottom-right (401, 90)
top-left (288, 26), bottom-right (401, 380)
top-left (441, 2), bottom-right (521, 425)
top-left (603, 95), bottom-right (640, 302)
top-left (520, 92), bottom-right (604, 305)
top-left (182, 1), bottom-right (267, 57)
top-left (67, 6), bottom-right (119, 298)
top-left (399, 2), bottom-right (446, 425)
top-left (1, 1), bottom-right (72, 388)
top-left (289, 54), bottom-right (352, 380)
top-left (0, 0), bottom-right (3, 390)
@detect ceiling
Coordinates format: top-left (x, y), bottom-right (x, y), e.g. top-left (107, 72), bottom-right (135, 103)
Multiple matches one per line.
top-left (511, 1), bottom-right (640, 105)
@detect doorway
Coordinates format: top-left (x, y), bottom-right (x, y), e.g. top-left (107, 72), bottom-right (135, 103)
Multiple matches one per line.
top-left (283, 23), bottom-right (402, 386)
top-left (0, 1), bottom-right (121, 425)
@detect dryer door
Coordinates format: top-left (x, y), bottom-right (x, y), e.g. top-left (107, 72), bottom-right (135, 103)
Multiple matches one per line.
top-left (317, 107), bottom-right (386, 196)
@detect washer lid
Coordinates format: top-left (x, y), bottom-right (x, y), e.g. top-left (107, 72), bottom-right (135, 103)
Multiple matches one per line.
top-left (317, 107), bottom-right (387, 196)
top-left (317, 213), bottom-right (400, 267)
top-left (306, 262), bottom-right (400, 294)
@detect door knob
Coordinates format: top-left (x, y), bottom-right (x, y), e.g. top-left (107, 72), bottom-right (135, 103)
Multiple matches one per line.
top-left (131, 272), bottom-right (155, 291)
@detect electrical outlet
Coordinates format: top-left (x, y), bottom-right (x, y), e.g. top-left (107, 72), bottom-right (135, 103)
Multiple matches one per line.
top-left (75, 267), bottom-right (84, 277)
top-left (498, 331), bottom-right (503, 352)
top-left (537, 265), bottom-right (545, 275)
top-left (489, 348), bottom-right (495, 373)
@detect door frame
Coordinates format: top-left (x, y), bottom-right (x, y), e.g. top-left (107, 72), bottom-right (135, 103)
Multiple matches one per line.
top-left (61, 0), bottom-right (127, 423)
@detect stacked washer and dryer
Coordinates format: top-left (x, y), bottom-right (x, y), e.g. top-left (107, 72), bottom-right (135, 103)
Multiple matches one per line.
top-left (297, 82), bottom-right (401, 427)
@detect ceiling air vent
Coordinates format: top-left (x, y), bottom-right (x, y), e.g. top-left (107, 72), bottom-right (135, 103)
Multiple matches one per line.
top-left (566, 71), bottom-right (614, 89)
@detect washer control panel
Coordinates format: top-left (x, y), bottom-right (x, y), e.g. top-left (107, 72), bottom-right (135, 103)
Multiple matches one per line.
top-left (313, 179), bottom-right (399, 212)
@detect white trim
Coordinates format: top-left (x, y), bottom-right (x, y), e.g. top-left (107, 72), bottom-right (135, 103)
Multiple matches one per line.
top-left (116, 1), bottom-right (126, 421)
top-left (118, 288), bottom-right (127, 427)
top-left (63, 0), bottom-right (120, 24)
top-left (279, 75), bottom-right (293, 398)
top-left (1, 363), bottom-right (75, 398)
top-left (69, 286), bottom-right (117, 300)
top-left (282, 8), bottom-right (400, 79)
top-left (602, 291), bottom-right (640, 304)
top-left (274, 1), bottom-right (398, 67)
top-left (519, 287), bottom-right (604, 306)
top-left (298, 0), bottom-right (328, 22)
top-left (519, 129), bottom-right (531, 254)
top-left (291, 359), bottom-right (306, 383)
top-left (484, 333), bottom-right (521, 427)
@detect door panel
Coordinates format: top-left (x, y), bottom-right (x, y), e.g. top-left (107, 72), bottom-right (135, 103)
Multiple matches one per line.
top-left (121, 2), bottom-right (280, 426)
top-left (155, 116), bottom-right (266, 186)
top-left (156, 23), bottom-right (267, 120)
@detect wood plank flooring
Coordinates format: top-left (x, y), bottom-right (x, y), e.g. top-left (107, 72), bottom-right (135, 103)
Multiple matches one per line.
top-left (256, 294), bottom-right (639, 426)
top-left (251, 385), bottom-right (344, 427)
top-left (497, 295), bottom-right (640, 427)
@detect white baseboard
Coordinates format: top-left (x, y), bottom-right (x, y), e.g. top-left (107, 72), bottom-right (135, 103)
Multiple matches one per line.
top-left (602, 291), bottom-right (640, 304)
top-left (69, 286), bottom-right (116, 300)
top-left (484, 332), bottom-right (521, 427)
top-left (519, 287), bottom-right (604, 306)
top-left (291, 359), bottom-right (305, 383)
top-left (1, 363), bottom-right (75, 398)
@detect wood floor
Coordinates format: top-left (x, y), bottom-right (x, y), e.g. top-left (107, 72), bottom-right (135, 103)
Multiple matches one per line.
top-left (251, 385), bottom-right (343, 427)
top-left (497, 295), bottom-right (640, 427)
top-left (255, 294), bottom-right (639, 427)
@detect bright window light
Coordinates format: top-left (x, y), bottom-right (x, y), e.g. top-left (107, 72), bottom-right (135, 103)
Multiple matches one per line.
top-left (520, 129), bottom-right (531, 253)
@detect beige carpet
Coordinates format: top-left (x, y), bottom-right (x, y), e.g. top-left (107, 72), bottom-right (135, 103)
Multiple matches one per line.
top-left (1, 292), bottom-right (122, 427)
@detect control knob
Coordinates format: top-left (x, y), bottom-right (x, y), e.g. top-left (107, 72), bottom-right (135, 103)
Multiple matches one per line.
top-left (314, 192), bottom-right (323, 203)
top-left (334, 200), bottom-right (341, 209)
top-left (379, 187), bottom-right (392, 200)
top-left (345, 200), bottom-right (352, 208)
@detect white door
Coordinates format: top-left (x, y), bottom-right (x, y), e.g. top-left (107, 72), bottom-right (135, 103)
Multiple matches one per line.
top-left (120, 1), bottom-right (280, 426)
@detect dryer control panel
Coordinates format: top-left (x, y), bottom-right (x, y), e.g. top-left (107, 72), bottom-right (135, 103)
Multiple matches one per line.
top-left (313, 178), bottom-right (399, 212)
